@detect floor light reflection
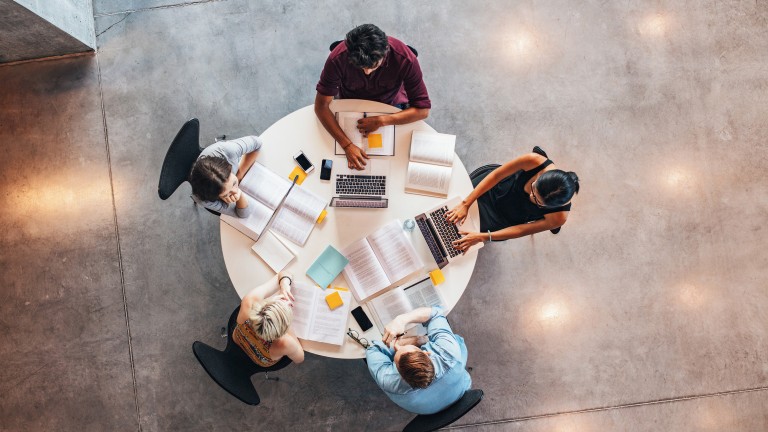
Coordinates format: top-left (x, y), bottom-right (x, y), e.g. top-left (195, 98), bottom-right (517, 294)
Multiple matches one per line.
top-left (639, 13), bottom-right (670, 37)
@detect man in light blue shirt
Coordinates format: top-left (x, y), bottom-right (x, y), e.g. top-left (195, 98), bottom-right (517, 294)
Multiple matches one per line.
top-left (366, 307), bottom-right (471, 415)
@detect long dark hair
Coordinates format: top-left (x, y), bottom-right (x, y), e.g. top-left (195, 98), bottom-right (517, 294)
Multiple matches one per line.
top-left (536, 169), bottom-right (580, 207)
top-left (188, 156), bottom-right (232, 202)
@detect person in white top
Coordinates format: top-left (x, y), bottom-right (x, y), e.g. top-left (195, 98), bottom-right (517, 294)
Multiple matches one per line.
top-left (188, 136), bottom-right (263, 217)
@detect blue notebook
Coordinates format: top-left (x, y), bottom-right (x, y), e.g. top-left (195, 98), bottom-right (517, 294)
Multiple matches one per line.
top-left (306, 245), bottom-right (349, 289)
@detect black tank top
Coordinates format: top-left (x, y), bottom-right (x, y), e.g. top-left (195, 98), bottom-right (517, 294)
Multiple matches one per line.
top-left (491, 160), bottom-right (571, 226)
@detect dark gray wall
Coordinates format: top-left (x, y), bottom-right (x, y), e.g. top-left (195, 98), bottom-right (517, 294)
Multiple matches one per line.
top-left (0, 0), bottom-right (94, 63)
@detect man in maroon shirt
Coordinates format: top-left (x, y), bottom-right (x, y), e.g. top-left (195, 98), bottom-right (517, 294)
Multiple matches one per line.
top-left (314, 24), bottom-right (432, 169)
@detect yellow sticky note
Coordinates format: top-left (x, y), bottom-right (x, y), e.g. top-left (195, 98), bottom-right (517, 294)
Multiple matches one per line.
top-left (325, 290), bottom-right (344, 310)
top-left (316, 209), bottom-right (328, 224)
top-left (288, 166), bottom-right (307, 185)
top-left (429, 269), bottom-right (446, 286)
top-left (333, 286), bottom-right (349, 291)
top-left (367, 133), bottom-right (383, 148)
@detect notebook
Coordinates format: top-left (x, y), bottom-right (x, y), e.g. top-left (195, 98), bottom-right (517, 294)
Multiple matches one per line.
top-left (334, 112), bottom-right (395, 156)
top-left (367, 277), bottom-right (446, 333)
top-left (404, 131), bottom-right (456, 197)
top-left (340, 220), bottom-right (424, 303)
top-left (291, 282), bottom-right (352, 346)
top-left (220, 163), bottom-right (326, 246)
top-left (306, 245), bottom-right (349, 289)
top-left (251, 231), bottom-right (295, 273)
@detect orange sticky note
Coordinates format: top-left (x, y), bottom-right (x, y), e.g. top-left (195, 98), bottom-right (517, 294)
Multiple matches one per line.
top-left (325, 290), bottom-right (344, 310)
top-left (316, 209), bottom-right (328, 224)
top-left (367, 133), bottom-right (383, 148)
top-left (429, 269), bottom-right (445, 286)
top-left (288, 166), bottom-right (307, 185)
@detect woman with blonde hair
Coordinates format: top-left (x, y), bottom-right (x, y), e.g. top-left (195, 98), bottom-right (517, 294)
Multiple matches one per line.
top-left (233, 272), bottom-right (304, 366)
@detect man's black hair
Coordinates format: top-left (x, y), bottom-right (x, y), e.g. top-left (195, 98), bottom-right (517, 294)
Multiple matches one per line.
top-left (345, 24), bottom-right (389, 68)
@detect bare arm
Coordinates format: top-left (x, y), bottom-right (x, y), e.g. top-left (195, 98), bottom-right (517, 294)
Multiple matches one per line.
top-left (314, 92), bottom-right (369, 169)
top-left (275, 333), bottom-right (305, 364)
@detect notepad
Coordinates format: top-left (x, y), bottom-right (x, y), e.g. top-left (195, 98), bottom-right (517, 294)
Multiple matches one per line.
top-left (429, 269), bottom-right (445, 286)
top-left (307, 246), bottom-right (349, 289)
top-left (251, 230), bottom-right (295, 273)
top-left (367, 133), bottom-right (383, 149)
top-left (325, 290), bottom-right (344, 310)
top-left (288, 166), bottom-right (307, 185)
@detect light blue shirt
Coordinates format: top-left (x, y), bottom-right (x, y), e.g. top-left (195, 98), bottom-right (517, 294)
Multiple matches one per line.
top-left (192, 136), bottom-right (263, 218)
top-left (366, 307), bottom-right (471, 415)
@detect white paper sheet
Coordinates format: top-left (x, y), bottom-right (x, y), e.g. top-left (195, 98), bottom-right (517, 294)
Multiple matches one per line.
top-left (405, 162), bottom-right (453, 196)
top-left (409, 131), bottom-right (456, 166)
top-left (251, 230), bottom-right (295, 273)
top-left (334, 111), bottom-right (395, 156)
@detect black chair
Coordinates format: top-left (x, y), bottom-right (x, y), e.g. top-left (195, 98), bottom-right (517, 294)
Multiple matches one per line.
top-left (403, 389), bottom-right (484, 432)
top-left (329, 40), bottom-right (418, 57)
top-left (192, 306), bottom-right (292, 405)
top-left (158, 118), bottom-right (220, 216)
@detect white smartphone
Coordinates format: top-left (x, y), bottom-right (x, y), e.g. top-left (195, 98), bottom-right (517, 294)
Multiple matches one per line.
top-left (293, 151), bottom-right (314, 174)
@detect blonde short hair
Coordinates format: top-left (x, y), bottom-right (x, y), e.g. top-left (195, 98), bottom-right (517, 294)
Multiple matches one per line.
top-left (248, 298), bottom-right (293, 341)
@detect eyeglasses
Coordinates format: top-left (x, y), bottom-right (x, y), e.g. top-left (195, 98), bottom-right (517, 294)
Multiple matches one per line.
top-left (530, 181), bottom-right (545, 208)
top-left (346, 328), bottom-right (370, 348)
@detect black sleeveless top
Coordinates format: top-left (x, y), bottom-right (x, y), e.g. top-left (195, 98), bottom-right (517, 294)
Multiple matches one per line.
top-left (475, 160), bottom-right (571, 232)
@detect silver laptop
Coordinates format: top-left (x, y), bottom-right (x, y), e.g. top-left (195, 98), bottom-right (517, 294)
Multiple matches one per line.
top-left (329, 159), bottom-right (390, 209)
top-left (414, 196), bottom-right (484, 269)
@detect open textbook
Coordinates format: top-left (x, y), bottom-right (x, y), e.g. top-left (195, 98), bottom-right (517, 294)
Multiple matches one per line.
top-left (220, 163), bottom-right (326, 246)
top-left (341, 220), bottom-right (424, 303)
top-left (367, 277), bottom-right (446, 333)
top-left (334, 112), bottom-right (395, 156)
top-left (405, 131), bottom-right (456, 197)
top-left (291, 282), bottom-right (352, 346)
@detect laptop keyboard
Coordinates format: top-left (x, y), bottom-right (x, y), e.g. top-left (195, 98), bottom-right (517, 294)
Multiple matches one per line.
top-left (335, 175), bottom-right (386, 196)
top-left (429, 207), bottom-right (463, 258)
top-left (333, 199), bottom-right (388, 208)
top-left (416, 217), bottom-right (446, 265)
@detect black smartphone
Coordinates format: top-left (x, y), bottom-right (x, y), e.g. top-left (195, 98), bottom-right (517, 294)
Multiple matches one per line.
top-left (320, 159), bottom-right (333, 180)
top-left (351, 306), bottom-right (373, 331)
top-left (293, 151), bottom-right (314, 173)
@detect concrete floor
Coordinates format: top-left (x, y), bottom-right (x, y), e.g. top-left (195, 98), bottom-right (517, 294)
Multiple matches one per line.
top-left (1, 0), bottom-right (767, 430)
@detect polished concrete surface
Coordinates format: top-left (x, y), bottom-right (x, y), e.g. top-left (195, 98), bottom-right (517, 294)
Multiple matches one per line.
top-left (1, 1), bottom-right (767, 430)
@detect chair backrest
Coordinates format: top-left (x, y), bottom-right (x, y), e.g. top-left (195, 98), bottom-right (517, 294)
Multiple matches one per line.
top-left (329, 40), bottom-right (418, 57)
top-left (402, 389), bottom-right (484, 432)
top-left (158, 118), bottom-right (201, 200)
top-left (192, 306), bottom-right (292, 405)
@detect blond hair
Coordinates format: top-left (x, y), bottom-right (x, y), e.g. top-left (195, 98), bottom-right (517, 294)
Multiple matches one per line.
top-left (248, 298), bottom-right (293, 341)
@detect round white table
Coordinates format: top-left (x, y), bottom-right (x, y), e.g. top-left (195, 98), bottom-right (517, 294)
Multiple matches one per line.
top-left (220, 99), bottom-right (480, 359)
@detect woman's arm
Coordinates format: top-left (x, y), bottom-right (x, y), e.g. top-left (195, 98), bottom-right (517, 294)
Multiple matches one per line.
top-left (446, 153), bottom-right (545, 224)
top-left (453, 211), bottom-right (569, 251)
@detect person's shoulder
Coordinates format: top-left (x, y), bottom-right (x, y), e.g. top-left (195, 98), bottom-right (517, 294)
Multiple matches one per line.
top-left (519, 153), bottom-right (548, 170)
top-left (387, 36), bottom-right (415, 59)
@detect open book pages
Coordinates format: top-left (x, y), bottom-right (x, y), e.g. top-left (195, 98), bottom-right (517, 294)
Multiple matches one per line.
top-left (367, 277), bottom-right (446, 333)
top-left (405, 131), bottom-right (457, 197)
top-left (290, 282), bottom-right (352, 346)
top-left (341, 220), bottom-right (424, 303)
top-left (334, 112), bottom-right (395, 156)
top-left (220, 163), bottom-right (326, 246)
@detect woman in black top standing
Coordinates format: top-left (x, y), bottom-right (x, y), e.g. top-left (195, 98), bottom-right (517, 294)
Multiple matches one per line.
top-left (446, 147), bottom-right (579, 251)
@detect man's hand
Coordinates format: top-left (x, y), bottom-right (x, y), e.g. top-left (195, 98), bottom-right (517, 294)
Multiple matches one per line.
top-left (344, 144), bottom-right (369, 170)
top-left (382, 316), bottom-right (406, 346)
top-left (357, 116), bottom-right (384, 135)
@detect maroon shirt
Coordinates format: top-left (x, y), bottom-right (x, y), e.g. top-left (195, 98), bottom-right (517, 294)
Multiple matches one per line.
top-left (316, 36), bottom-right (431, 109)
